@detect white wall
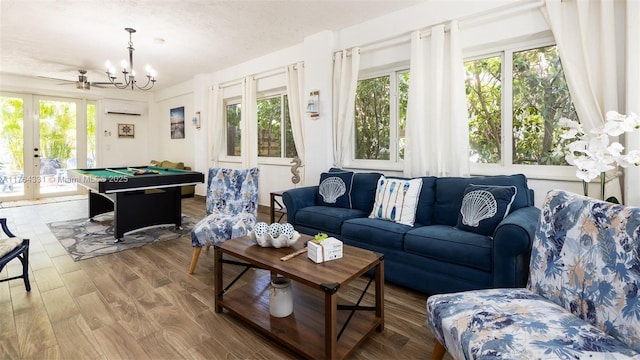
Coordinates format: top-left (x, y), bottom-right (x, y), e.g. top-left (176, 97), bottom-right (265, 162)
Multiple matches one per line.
top-left (151, 79), bottom-right (196, 168)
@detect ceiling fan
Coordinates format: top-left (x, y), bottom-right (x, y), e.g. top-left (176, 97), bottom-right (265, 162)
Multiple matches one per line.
top-left (39, 69), bottom-right (114, 90)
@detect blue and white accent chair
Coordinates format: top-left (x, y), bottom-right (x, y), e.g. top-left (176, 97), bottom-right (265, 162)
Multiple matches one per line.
top-left (189, 168), bottom-right (259, 274)
top-left (427, 189), bottom-right (640, 359)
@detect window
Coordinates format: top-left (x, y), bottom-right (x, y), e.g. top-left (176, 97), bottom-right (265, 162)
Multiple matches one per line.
top-left (353, 69), bottom-right (408, 166)
top-left (257, 94), bottom-right (297, 159)
top-left (465, 43), bottom-right (578, 172)
top-left (225, 101), bottom-right (241, 157)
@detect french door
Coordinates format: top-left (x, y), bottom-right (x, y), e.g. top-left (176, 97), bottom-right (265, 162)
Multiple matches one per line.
top-left (0, 93), bottom-right (95, 201)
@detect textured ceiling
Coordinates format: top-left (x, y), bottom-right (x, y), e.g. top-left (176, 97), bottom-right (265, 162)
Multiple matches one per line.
top-left (0, 0), bottom-right (423, 91)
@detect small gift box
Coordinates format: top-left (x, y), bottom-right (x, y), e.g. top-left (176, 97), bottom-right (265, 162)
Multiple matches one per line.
top-left (307, 237), bottom-right (343, 263)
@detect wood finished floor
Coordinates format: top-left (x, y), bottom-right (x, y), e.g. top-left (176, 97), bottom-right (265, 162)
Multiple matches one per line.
top-left (0, 197), bottom-right (453, 359)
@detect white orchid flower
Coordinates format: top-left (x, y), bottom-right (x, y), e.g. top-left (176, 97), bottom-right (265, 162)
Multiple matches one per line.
top-left (567, 139), bottom-right (588, 153)
top-left (607, 142), bottom-right (624, 157)
top-left (561, 111), bottom-right (639, 195)
top-left (606, 111), bottom-right (627, 121)
top-left (588, 134), bottom-right (610, 152)
top-left (617, 150), bottom-right (640, 168)
top-left (559, 117), bottom-right (583, 139)
top-left (561, 128), bottom-right (581, 139)
top-left (575, 166), bottom-right (601, 182)
top-left (599, 120), bottom-right (625, 136)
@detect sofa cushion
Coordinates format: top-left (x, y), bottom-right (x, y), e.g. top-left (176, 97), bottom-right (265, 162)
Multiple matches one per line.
top-left (351, 172), bottom-right (383, 212)
top-left (427, 288), bottom-right (640, 360)
top-left (414, 176), bottom-right (437, 226)
top-left (161, 160), bottom-right (185, 169)
top-left (294, 206), bottom-right (366, 235)
top-left (151, 160), bottom-right (185, 170)
top-left (405, 225), bottom-right (492, 271)
top-left (433, 174), bottom-right (530, 226)
top-left (317, 171), bottom-right (353, 208)
top-left (455, 184), bottom-right (517, 236)
top-left (342, 217), bottom-right (414, 251)
top-left (369, 176), bottom-right (423, 226)
top-left (0, 237), bottom-right (22, 258)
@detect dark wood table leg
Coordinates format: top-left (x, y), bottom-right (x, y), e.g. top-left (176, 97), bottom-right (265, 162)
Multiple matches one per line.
top-left (375, 259), bottom-right (384, 331)
top-left (325, 291), bottom-right (338, 360)
top-left (214, 246), bottom-right (223, 313)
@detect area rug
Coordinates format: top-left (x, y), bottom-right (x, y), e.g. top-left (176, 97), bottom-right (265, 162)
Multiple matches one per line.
top-left (48, 215), bottom-right (196, 261)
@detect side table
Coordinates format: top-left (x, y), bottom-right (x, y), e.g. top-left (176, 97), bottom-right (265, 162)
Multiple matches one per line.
top-left (270, 190), bottom-right (287, 223)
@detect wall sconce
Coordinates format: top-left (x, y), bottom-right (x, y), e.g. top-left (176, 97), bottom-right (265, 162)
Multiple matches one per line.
top-left (192, 111), bottom-right (201, 129)
top-left (306, 90), bottom-right (319, 119)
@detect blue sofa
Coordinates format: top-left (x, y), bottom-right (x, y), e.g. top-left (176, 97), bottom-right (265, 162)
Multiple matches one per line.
top-left (283, 172), bottom-right (541, 295)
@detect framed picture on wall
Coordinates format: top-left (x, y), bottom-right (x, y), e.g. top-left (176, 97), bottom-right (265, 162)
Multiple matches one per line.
top-left (170, 106), bottom-right (185, 139)
top-left (117, 123), bottom-right (135, 138)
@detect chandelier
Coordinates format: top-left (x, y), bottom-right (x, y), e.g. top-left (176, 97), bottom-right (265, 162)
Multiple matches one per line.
top-left (105, 28), bottom-right (156, 90)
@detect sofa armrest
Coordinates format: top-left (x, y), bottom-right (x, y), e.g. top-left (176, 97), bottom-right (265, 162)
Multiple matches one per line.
top-left (282, 186), bottom-right (318, 227)
top-left (492, 206), bottom-right (541, 288)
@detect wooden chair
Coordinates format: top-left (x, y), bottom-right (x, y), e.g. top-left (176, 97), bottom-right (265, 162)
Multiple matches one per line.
top-left (189, 168), bottom-right (259, 273)
top-left (0, 218), bottom-right (31, 291)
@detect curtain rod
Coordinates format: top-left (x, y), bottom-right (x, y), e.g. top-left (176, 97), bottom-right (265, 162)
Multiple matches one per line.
top-left (335, 0), bottom-right (544, 54)
top-left (217, 63), bottom-right (303, 89)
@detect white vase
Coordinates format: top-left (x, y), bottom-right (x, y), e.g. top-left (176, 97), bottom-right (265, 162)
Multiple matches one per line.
top-left (269, 277), bottom-right (293, 318)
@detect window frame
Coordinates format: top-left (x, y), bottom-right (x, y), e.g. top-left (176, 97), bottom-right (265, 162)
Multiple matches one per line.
top-left (346, 65), bottom-right (408, 171)
top-left (465, 36), bottom-right (578, 181)
top-left (220, 97), bottom-right (242, 163)
top-left (256, 88), bottom-right (297, 166)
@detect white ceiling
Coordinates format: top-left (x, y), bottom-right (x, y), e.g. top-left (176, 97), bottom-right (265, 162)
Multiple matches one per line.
top-left (0, 0), bottom-right (423, 91)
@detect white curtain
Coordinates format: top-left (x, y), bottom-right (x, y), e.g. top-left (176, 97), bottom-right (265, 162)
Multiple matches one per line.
top-left (332, 48), bottom-right (360, 168)
top-left (286, 62), bottom-right (305, 162)
top-left (625, 0), bottom-right (640, 206)
top-left (404, 21), bottom-right (469, 178)
top-left (209, 85), bottom-right (224, 165)
top-left (241, 76), bottom-right (257, 168)
top-left (542, 0), bottom-right (623, 200)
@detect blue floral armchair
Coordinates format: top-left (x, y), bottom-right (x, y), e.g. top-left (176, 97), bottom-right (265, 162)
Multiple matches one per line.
top-left (427, 189), bottom-right (640, 359)
top-left (189, 168), bottom-right (259, 274)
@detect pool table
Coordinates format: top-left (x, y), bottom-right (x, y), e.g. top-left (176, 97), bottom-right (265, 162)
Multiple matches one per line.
top-left (68, 166), bottom-right (204, 241)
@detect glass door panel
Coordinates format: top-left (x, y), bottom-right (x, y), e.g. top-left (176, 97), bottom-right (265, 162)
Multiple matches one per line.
top-left (36, 98), bottom-right (78, 196)
top-left (0, 95), bottom-right (26, 200)
top-left (87, 103), bottom-right (96, 168)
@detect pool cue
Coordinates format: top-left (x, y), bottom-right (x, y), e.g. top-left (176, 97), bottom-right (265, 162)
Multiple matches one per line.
top-left (105, 168), bottom-right (131, 176)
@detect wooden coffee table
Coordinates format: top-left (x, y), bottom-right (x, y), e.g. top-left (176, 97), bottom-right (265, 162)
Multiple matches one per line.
top-left (214, 234), bottom-right (384, 360)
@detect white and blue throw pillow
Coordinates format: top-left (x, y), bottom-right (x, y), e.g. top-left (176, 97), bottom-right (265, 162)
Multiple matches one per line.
top-left (369, 176), bottom-right (423, 226)
top-left (318, 171), bottom-right (354, 208)
top-left (455, 184), bottom-right (517, 236)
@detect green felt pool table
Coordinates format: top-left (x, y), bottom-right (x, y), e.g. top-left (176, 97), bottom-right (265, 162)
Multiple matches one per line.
top-left (68, 166), bottom-right (204, 241)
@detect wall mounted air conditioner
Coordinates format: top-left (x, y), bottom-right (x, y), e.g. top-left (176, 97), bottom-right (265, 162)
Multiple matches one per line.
top-left (104, 99), bottom-right (145, 116)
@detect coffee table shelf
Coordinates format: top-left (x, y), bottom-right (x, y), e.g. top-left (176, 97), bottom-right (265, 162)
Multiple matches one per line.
top-left (215, 235), bottom-right (384, 360)
top-left (220, 272), bottom-right (381, 359)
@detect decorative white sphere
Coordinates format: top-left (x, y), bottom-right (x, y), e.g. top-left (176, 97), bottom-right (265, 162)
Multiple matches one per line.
top-left (254, 222), bottom-right (269, 237)
top-left (280, 223), bottom-right (295, 239)
top-left (268, 223), bottom-right (282, 238)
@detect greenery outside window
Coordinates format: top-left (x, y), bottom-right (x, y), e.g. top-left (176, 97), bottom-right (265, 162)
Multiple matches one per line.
top-left (257, 93), bottom-right (297, 159)
top-left (351, 69), bottom-right (408, 169)
top-left (225, 101), bottom-right (241, 157)
top-left (465, 41), bottom-right (578, 178)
